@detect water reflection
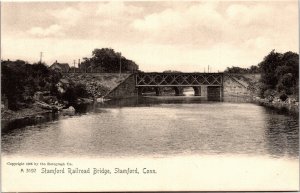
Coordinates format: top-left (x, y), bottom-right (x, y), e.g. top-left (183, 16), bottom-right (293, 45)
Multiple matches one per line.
top-left (1, 97), bottom-right (299, 159)
top-left (2, 112), bottom-right (59, 132)
top-left (264, 111), bottom-right (299, 158)
top-left (82, 96), bottom-right (216, 110)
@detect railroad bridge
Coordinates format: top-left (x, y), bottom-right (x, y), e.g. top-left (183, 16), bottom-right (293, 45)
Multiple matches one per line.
top-left (135, 73), bottom-right (223, 100)
top-left (104, 72), bottom-right (252, 101)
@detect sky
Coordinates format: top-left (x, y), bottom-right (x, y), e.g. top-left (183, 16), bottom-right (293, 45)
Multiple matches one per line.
top-left (1, 1), bottom-right (298, 72)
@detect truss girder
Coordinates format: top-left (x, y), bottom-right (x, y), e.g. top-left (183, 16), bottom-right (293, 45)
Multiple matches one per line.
top-left (136, 73), bottom-right (223, 86)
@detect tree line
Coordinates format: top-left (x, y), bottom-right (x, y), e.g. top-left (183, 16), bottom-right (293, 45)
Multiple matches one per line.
top-left (224, 65), bottom-right (261, 74)
top-left (258, 50), bottom-right (298, 100)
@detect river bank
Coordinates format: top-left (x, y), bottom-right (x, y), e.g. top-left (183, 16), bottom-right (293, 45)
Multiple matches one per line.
top-left (2, 104), bottom-right (54, 131)
top-left (2, 107), bottom-right (50, 121)
top-left (1, 98), bottom-right (94, 131)
top-left (252, 97), bottom-right (299, 116)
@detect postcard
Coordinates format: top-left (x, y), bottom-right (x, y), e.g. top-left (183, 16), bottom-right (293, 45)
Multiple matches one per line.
top-left (1, 0), bottom-right (299, 191)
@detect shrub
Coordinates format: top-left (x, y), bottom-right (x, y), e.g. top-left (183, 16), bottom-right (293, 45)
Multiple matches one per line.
top-left (263, 89), bottom-right (276, 100)
top-left (62, 87), bottom-right (76, 103)
top-left (74, 84), bottom-right (89, 98)
top-left (279, 93), bottom-right (288, 101)
top-left (61, 83), bottom-right (90, 103)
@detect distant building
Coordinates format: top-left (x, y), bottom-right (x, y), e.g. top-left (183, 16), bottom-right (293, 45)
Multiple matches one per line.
top-left (49, 61), bottom-right (70, 73)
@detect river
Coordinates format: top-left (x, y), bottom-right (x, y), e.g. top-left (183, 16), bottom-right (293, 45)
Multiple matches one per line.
top-left (1, 96), bottom-right (299, 191)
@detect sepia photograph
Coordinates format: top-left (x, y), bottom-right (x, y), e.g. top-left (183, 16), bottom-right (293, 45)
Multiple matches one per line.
top-left (1, 0), bottom-right (299, 191)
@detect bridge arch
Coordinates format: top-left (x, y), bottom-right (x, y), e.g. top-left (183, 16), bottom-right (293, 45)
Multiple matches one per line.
top-left (181, 87), bottom-right (201, 96)
top-left (155, 87), bottom-right (183, 96)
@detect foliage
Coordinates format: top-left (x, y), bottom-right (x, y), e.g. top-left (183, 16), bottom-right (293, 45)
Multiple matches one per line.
top-left (224, 65), bottom-right (261, 74)
top-left (258, 50), bottom-right (299, 98)
top-left (61, 83), bottom-right (90, 103)
top-left (1, 60), bottom-right (62, 110)
top-left (279, 93), bottom-right (288, 101)
top-left (2, 62), bottom-right (25, 109)
top-left (263, 89), bottom-right (276, 100)
top-left (80, 48), bottom-right (139, 73)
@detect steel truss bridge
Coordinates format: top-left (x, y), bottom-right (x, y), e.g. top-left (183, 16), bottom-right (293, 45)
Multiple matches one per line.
top-left (136, 73), bottom-right (223, 87)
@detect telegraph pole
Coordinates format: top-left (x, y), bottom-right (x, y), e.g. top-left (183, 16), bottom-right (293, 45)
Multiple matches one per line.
top-left (73, 60), bottom-right (76, 73)
top-left (78, 59), bottom-right (81, 72)
top-left (40, 52), bottom-right (43, 64)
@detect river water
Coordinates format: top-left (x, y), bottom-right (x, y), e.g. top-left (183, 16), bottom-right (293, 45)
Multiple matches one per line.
top-left (1, 96), bottom-right (299, 191)
top-left (2, 97), bottom-right (298, 158)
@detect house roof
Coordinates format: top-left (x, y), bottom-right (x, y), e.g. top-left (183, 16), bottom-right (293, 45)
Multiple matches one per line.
top-left (49, 62), bottom-right (70, 72)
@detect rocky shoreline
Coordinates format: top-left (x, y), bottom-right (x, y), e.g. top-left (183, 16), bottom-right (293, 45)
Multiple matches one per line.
top-left (252, 97), bottom-right (299, 115)
top-left (2, 106), bottom-right (54, 131)
top-left (1, 98), bottom-right (94, 131)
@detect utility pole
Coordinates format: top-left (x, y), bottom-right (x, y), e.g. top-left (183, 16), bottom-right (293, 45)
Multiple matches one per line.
top-left (40, 52), bottom-right (43, 64)
top-left (119, 52), bottom-right (122, 77)
top-left (208, 65), bottom-right (210, 73)
top-left (73, 60), bottom-right (76, 73)
top-left (78, 59), bottom-right (81, 72)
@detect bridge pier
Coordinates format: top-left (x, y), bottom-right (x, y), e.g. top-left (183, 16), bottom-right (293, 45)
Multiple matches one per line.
top-left (155, 87), bottom-right (162, 96)
top-left (137, 87), bottom-right (144, 96)
top-left (207, 86), bottom-right (222, 101)
top-left (174, 87), bottom-right (184, 96)
top-left (193, 86), bottom-right (201, 96)
top-left (201, 86), bottom-right (207, 98)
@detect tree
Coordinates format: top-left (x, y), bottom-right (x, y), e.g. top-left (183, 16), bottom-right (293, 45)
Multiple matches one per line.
top-left (249, 65), bottom-right (261, 73)
top-left (80, 48), bottom-right (139, 73)
top-left (258, 50), bottom-right (283, 89)
top-left (1, 60), bottom-right (62, 110)
top-left (2, 64), bottom-right (25, 109)
top-left (258, 50), bottom-right (299, 98)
